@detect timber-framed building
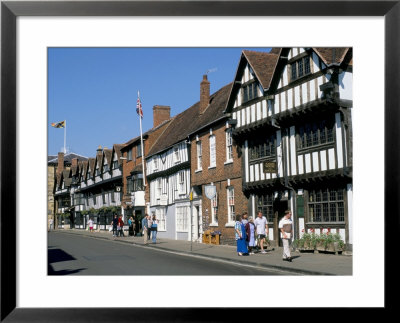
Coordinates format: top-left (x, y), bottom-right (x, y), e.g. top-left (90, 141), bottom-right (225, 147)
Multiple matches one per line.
top-left (225, 48), bottom-right (353, 250)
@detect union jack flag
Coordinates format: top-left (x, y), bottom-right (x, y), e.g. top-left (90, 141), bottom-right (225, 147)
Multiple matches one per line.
top-left (136, 93), bottom-right (143, 118)
top-left (51, 120), bottom-right (65, 128)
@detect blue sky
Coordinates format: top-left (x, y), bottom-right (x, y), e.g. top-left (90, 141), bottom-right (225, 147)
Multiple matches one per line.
top-left (48, 47), bottom-right (271, 158)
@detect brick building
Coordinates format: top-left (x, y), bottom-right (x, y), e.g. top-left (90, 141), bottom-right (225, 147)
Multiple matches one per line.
top-left (189, 76), bottom-right (247, 245)
top-left (120, 105), bottom-right (172, 234)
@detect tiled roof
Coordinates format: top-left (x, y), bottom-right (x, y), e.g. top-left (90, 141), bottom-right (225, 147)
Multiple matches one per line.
top-left (242, 50), bottom-right (280, 90)
top-left (147, 82), bottom-right (232, 157)
top-left (313, 47), bottom-right (350, 66)
top-left (104, 148), bottom-right (113, 166)
top-left (122, 119), bottom-right (171, 151)
top-left (47, 153), bottom-right (88, 165)
top-left (113, 144), bottom-right (125, 166)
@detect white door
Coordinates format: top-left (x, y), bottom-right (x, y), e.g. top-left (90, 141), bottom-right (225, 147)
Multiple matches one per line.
top-left (191, 205), bottom-right (201, 242)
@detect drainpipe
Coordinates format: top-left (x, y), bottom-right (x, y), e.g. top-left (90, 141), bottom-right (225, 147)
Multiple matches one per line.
top-left (281, 130), bottom-right (298, 249)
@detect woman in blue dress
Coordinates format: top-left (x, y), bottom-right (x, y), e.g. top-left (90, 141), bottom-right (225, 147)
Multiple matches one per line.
top-left (235, 213), bottom-right (248, 256)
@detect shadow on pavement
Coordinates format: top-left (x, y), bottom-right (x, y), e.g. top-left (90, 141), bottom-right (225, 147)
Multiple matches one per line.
top-left (48, 248), bottom-right (86, 275)
top-left (48, 248), bottom-right (76, 264)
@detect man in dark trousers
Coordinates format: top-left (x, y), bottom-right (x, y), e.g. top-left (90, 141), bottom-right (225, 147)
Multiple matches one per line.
top-left (111, 214), bottom-right (119, 238)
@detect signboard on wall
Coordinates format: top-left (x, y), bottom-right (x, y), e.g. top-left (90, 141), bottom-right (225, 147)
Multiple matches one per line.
top-left (204, 184), bottom-right (216, 200)
top-left (263, 161), bottom-right (277, 173)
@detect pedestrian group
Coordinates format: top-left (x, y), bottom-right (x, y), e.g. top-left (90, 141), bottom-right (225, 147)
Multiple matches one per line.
top-left (235, 210), bottom-right (293, 262)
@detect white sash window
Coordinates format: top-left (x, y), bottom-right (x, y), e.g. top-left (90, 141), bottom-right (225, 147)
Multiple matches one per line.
top-left (209, 135), bottom-right (216, 168)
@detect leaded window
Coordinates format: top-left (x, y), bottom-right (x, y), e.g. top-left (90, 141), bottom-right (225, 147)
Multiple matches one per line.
top-left (290, 55), bottom-right (311, 82)
top-left (298, 119), bottom-right (335, 150)
top-left (242, 82), bottom-right (259, 103)
top-left (308, 188), bottom-right (345, 223)
top-left (249, 135), bottom-right (276, 161)
top-left (257, 194), bottom-right (274, 223)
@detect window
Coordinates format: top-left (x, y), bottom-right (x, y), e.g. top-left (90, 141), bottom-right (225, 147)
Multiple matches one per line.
top-left (290, 55), bottom-right (311, 82)
top-left (209, 135), bottom-right (216, 168)
top-left (103, 164), bottom-right (109, 172)
top-left (242, 82), bottom-right (259, 103)
top-left (133, 174), bottom-right (144, 191)
top-left (127, 149), bottom-right (132, 161)
top-left (249, 135), bottom-right (276, 161)
top-left (153, 158), bottom-right (159, 171)
top-left (308, 188), bottom-right (345, 223)
top-left (174, 146), bottom-right (180, 163)
top-left (298, 119), bottom-right (335, 150)
top-left (127, 176), bottom-right (134, 193)
top-left (156, 178), bottom-right (162, 202)
top-left (111, 191), bottom-right (116, 203)
top-left (155, 207), bottom-right (166, 231)
top-left (96, 168), bottom-right (101, 176)
top-left (178, 171), bottom-right (185, 195)
top-left (211, 192), bottom-right (218, 224)
top-left (87, 171), bottom-right (91, 179)
top-left (137, 143), bottom-right (142, 158)
top-left (227, 187), bottom-right (235, 223)
top-left (176, 206), bottom-right (189, 232)
top-left (102, 192), bottom-right (106, 204)
top-left (113, 160), bottom-right (119, 169)
top-left (257, 194), bottom-right (274, 223)
top-left (196, 141), bottom-right (202, 170)
top-left (226, 129), bottom-right (233, 162)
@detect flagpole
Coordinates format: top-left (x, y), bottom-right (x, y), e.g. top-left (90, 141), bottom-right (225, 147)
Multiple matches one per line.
top-left (138, 92), bottom-right (146, 187)
top-left (64, 120), bottom-right (67, 154)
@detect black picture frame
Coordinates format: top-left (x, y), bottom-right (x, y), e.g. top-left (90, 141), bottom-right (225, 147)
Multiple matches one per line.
top-left (1, 1), bottom-right (395, 321)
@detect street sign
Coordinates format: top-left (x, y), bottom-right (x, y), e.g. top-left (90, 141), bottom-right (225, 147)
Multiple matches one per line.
top-left (263, 161), bottom-right (277, 173)
top-left (204, 184), bottom-right (216, 200)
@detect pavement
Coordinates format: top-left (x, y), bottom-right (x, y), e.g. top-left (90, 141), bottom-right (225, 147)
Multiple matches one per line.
top-left (51, 228), bottom-right (353, 275)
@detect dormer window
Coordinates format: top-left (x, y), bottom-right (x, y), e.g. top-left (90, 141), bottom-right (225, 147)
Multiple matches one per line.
top-left (242, 82), bottom-right (259, 103)
top-left (290, 55), bottom-right (311, 82)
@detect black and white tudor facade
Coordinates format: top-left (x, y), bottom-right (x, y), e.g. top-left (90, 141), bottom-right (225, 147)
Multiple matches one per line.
top-left (225, 48), bottom-right (353, 250)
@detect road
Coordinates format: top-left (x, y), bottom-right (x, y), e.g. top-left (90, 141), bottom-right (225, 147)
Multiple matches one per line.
top-left (48, 231), bottom-right (295, 275)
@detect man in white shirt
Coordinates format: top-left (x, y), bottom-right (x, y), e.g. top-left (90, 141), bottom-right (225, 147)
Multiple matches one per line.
top-left (279, 210), bottom-right (293, 262)
top-left (254, 211), bottom-right (269, 254)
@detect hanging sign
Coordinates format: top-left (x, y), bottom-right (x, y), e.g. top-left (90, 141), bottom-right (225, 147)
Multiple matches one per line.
top-left (204, 184), bottom-right (216, 200)
top-left (263, 161), bottom-right (277, 173)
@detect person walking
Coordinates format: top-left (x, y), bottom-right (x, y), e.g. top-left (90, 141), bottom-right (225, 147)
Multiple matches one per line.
top-left (118, 215), bottom-right (125, 237)
top-left (142, 214), bottom-right (149, 244)
top-left (254, 211), bottom-right (269, 254)
top-left (235, 213), bottom-right (248, 256)
top-left (87, 218), bottom-right (94, 233)
top-left (150, 214), bottom-right (158, 244)
top-left (128, 216), bottom-right (135, 236)
top-left (245, 216), bottom-right (257, 254)
top-left (111, 214), bottom-right (118, 238)
top-left (48, 218), bottom-right (54, 231)
top-left (279, 210), bottom-right (293, 262)
top-left (147, 214), bottom-right (153, 241)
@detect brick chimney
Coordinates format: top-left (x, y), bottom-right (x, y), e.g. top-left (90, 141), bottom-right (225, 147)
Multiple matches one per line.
top-left (57, 152), bottom-right (64, 174)
top-left (200, 74), bottom-right (210, 114)
top-left (153, 105), bottom-right (171, 128)
top-left (72, 158), bottom-right (78, 168)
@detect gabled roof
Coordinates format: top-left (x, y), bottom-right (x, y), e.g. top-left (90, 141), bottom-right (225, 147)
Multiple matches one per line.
top-left (242, 50), bottom-right (280, 90)
top-left (104, 148), bottom-right (113, 165)
top-left (147, 82), bottom-right (232, 157)
top-left (47, 152), bottom-right (88, 165)
top-left (313, 47), bottom-right (350, 66)
top-left (96, 151), bottom-right (104, 170)
top-left (224, 49), bottom-right (280, 113)
top-left (112, 144), bottom-right (125, 166)
top-left (88, 158), bottom-right (96, 175)
top-left (121, 118), bottom-right (171, 152)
